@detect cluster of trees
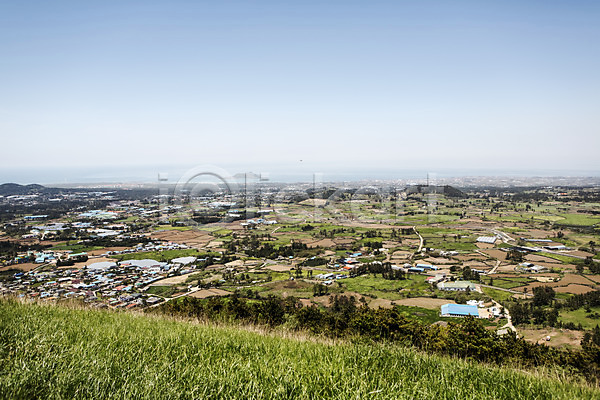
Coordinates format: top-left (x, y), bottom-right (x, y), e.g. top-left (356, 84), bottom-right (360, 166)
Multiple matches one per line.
top-left (461, 266), bottom-right (480, 282)
top-left (582, 326), bottom-right (600, 347)
top-left (510, 286), bottom-right (559, 326)
top-left (316, 227), bottom-right (350, 238)
top-left (506, 249), bottom-right (524, 262)
top-left (511, 289), bottom-right (600, 334)
top-left (349, 262), bottom-right (406, 280)
top-left (0, 241), bottom-right (47, 262)
top-left (510, 302), bottom-right (559, 326)
top-left (363, 240), bottom-right (383, 250)
top-left (153, 293), bottom-right (600, 381)
top-left (564, 290), bottom-right (600, 310)
top-left (312, 283), bottom-right (329, 296)
top-left (56, 254), bottom-right (88, 267)
top-left (583, 257), bottom-right (600, 274)
top-left (301, 257), bottom-right (328, 267)
top-left (229, 236), bottom-right (312, 259)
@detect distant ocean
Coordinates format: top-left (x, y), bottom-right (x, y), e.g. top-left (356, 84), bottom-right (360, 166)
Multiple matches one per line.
top-left (1, 164), bottom-right (599, 185)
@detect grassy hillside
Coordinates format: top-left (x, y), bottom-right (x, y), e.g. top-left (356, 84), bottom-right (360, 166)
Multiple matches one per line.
top-left (0, 299), bottom-right (598, 400)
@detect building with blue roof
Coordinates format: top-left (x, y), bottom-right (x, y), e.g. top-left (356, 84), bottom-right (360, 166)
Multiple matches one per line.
top-left (440, 303), bottom-right (480, 318)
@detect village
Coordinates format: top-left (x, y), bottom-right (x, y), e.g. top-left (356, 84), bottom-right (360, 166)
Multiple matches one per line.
top-left (1, 181), bottom-right (600, 347)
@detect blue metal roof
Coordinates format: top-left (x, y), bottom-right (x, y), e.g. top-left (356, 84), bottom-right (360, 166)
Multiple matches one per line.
top-left (441, 304), bottom-right (478, 316)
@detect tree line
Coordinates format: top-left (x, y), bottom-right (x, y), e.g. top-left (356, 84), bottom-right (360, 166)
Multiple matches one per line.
top-left (151, 293), bottom-right (600, 382)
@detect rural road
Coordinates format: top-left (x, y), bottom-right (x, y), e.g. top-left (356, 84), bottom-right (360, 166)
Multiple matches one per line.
top-left (413, 226), bottom-right (424, 253)
top-left (488, 260), bottom-right (501, 275)
top-left (493, 299), bottom-right (517, 333)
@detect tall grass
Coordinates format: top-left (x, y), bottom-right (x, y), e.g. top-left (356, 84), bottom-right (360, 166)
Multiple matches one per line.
top-left (0, 299), bottom-right (598, 400)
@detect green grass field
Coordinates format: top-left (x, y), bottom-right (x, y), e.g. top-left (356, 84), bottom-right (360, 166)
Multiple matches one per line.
top-left (481, 287), bottom-right (514, 302)
top-left (144, 285), bottom-right (178, 297)
top-left (342, 275), bottom-right (431, 300)
top-left (1, 299), bottom-right (598, 399)
top-left (49, 243), bottom-right (105, 253)
top-left (486, 277), bottom-right (532, 290)
top-left (111, 249), bottom-right (205, 262)
top-left (559, 307), bottom-right (600, 330)
top-left (556, 214), bottom-right (600, 227)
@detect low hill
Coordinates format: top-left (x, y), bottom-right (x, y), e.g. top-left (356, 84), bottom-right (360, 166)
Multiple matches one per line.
top-left (406, 184), bottom-right (466, 198)
top-left (0, 183), bottom-right (45, 195)
top-left (0, 300), bottom-right (598, 399)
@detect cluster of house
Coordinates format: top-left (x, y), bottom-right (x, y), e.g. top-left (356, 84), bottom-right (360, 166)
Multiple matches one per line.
top-left (16, 199), bottom-right (165, 240)
top-left (0, 253), bottom-right (200, 309)
top-left (518, 262), bottom-right (549, 273)
top-left (4, 240), bottom-right (190, 268)
top-left (333, 252), bottom-right (364, 270)
top-left (240, 218), bottom-right (278, 228)
top-left (314, 273), bottom-right (348, 285)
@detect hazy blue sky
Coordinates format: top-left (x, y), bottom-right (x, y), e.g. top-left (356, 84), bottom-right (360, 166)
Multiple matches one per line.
top-left (1, 1), bottom-right (599, 181)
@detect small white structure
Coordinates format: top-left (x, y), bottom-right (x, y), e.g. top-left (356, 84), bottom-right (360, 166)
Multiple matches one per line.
top-left (87, 261), bottom-right (117, 271)
top-left (171, 256), bottom-right (197, 265)
top-left (476, 236), bottom-right (497, 244)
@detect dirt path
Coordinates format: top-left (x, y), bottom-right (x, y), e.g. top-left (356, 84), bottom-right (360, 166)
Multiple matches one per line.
top-left (489, 260), bottom-right (501, 275)
top-left (494, 300), bottom-right (516, 333)
top-left (413, 226), bottom-right (424, 253)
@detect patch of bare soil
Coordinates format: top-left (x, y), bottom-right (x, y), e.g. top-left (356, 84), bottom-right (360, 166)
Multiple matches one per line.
top-left (525, 254), bottom-right (561, 263)
top-left (307, 239), bottom-right (336, 248)
top-left (264, 264), bottom-right (292, 272)
top-left (566, 250), bottom-right (594, 258)
top-left (0, 262), bottom-right (39, 272)
top-left (149, 229), bottom-right (214, 248)
top-left (482, 249), bottom-right (507, 259)
top-left (395, 297), bottom-right (456, 309)
top-left (188, 288), bottom-right (231, 299)
top-left (519, 229), bottom-right (554, 239)
top-left (454, 253), bottom-right (487, 261)
top-left (312, 292), bottom-right (365, 307)
top-left (423, 257), bottom-right (455, 265)
top-left (520, 327), bottom-right (583, 348)
top-left (555, 284), bottom-right (596, 295)
top-left (150, 272), bottom-right (196, 286)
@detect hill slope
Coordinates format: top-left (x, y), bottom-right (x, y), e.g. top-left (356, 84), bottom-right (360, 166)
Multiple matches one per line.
top-left (0, 183), bottom-right (45, 195)
top-left (0, 299), bottom-right (597, 400)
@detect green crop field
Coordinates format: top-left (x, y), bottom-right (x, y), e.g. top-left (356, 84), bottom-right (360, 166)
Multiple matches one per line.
top-left (342, 275), bottom-right (431, 300)
top-left (1, 299), bottom-right (598, 399)
top-left (556, 214), bottom-right (600, 227)
top-left (153, 225), bottom-right (193, 231)
top-left (111, 249), bottom-right (204, 262)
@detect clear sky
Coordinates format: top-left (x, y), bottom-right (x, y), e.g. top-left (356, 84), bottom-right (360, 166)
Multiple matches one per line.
top-left (1, 1), bottom-right (599, 182)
